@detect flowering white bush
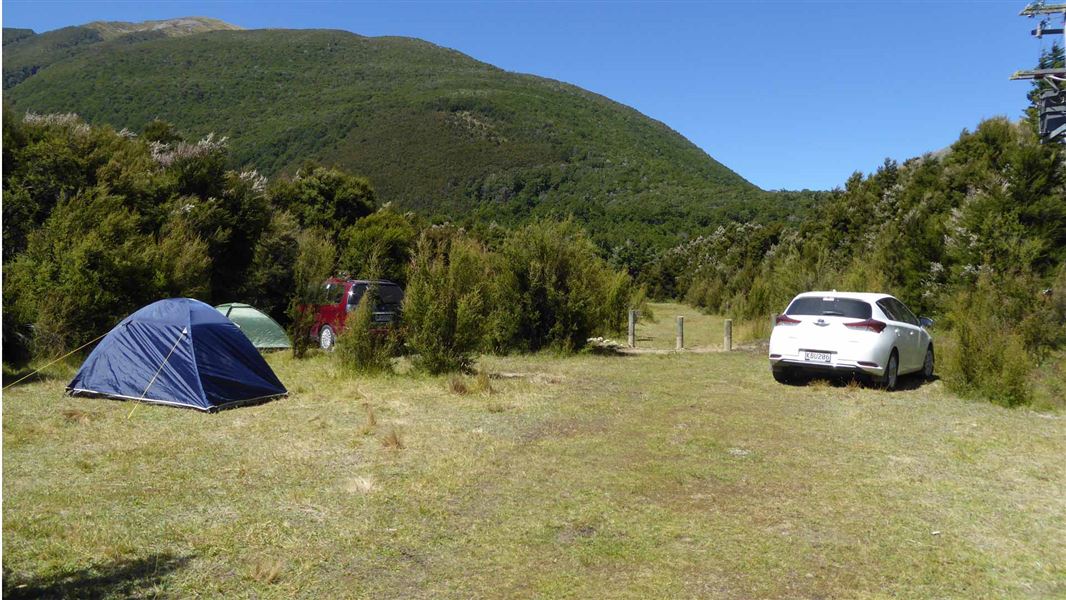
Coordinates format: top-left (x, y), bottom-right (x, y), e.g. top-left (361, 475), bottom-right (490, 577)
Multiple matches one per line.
top-left (150, 133), bottom-right (228, 167)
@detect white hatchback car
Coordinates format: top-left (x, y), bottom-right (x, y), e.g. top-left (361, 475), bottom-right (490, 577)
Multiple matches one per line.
top-left (768, 291), bottom-right (934, 390)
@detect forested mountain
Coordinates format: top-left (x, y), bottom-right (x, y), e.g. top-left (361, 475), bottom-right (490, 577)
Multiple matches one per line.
top-left (2, 19), bottom-right (809, 252)
top-left (2, 17), bottom-right (239, 88)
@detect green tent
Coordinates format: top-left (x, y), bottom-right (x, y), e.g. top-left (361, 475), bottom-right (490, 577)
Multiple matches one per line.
top-left (215, 303), bottom-right (291, 350)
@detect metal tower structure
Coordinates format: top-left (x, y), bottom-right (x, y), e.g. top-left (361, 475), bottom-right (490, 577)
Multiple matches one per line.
top-left (1012, 2), bottom-right (1066, 143)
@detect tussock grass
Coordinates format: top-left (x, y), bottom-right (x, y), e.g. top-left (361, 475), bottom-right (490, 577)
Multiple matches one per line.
top-left (381, 428), bottom-right (404, 451)
top-left (447, 376), bottom-right (469, 396)
top-left (473, 371), bottom-right (494, 395)
top-left (447, 372), bottom-right (494, 396)
top-left (360, 402), bottom-right (378, 436)
top-left (3, 346), bottom-right (1064, 598)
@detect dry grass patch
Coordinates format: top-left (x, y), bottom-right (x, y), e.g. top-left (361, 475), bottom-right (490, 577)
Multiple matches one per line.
top-left (448, 371), bottom-right (495, 396)
top-left (3, 346), bottom-right (1063, 598)
top-left (359, 402), bottom-right (378, 436)
top-left (249, 557), bottom-right (285, 584)
top-left (381, 428), bottom-right (404, 450)
top-left (346, 476), bottom-right (377, 495)
top-left (448, 376), bottom-right (469, 395)
top-left (60, 408), bottom-right (96, 425)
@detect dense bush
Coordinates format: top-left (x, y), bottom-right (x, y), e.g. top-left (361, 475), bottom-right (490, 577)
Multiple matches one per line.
top-left (287, 228), bottom-right (336, 359)
top-left (4, 187), bottom-right (201, 356)
top-left (269, 163), bottom-right (376, 233)
top-left (500, 220), bottom-right (635, 352)
top-left (400, 221), bottom-right (640, 372)
top-left (244, 211), bottom-right (301, 319)
top-left (338, 207), bottom-right (418, 285)
top-left (1, 113), bottom-right (392, 362)
top-left (402, 233), bottom-right (498, 373)
top-left (335, 283), bottom-right (397, 374)
top-left (942, 273), bottom-right (1033, 407)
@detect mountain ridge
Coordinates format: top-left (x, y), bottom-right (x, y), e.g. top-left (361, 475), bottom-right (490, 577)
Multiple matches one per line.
top-left (3, 20), bottom-right (809, 249)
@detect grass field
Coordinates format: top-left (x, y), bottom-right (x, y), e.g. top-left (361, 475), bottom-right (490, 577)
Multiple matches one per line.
top-left (3, 304), bottom-right (1064, 598)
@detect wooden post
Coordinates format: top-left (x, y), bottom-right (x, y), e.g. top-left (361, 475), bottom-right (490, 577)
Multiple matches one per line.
top-left (676, 316), bottom-right (684, 350)
top-left (724, 318), bottom-right (733, 352)
top-left (628, 310), bottom-right (637, 348)
top-left (771, 313), bottom-right (779, 332)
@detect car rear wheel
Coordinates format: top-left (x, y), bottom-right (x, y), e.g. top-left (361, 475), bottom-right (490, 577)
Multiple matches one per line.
top-left (878, 350), bottom-right (899, 391)
top-left (922, 346), bottom-right (934, 380)
top-left (772, 367), bottom-right (791, 384)
top-left (319, 325), bottom-right (336, 352)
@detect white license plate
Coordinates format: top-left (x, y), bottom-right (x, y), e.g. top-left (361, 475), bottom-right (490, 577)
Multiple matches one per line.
top-left (804, 351), bottom-right (832, 363)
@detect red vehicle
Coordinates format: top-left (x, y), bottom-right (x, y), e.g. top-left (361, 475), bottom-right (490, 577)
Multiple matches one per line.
top-left (311, 278), bottom-right (404, 350)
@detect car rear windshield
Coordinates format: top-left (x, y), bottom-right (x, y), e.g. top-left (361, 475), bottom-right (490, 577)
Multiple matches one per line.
top-left (786, 297), bottom-right (872, 319)
top-left (377, 285), bottom-right (404, 306)
top-left (348, 283), bottom-right (404, 309)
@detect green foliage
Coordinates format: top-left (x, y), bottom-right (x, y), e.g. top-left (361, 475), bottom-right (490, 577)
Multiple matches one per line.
top-left (244, 211), bottom-right (301, 321)
top-left (402, 233), bottom-right (496, 373)
top-left (500, 220), bottom-right (636, 351)
top-left (1, 113), bottom-right (408, 364)
top-left (152, 218), bottom-right (212, 299)
top-left (4, 188), bottom-right (163, 356)
top-left (269, 164), bottom-right (376, 233)
top-left (287, 228), bottom-right (335, 359)
top-left (335, 284), bottom-right (397, 375)
top-left (338, 207), bottom-right (417, 285)
top-left (141, 118), bottom-right (183, 144)
top-left (942, 273), bottom-right (1033, 407)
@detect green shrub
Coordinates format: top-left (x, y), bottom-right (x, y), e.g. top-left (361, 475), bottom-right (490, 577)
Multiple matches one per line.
top-left (287, 228), bottom-right (335, 359)
top-left (500, 220), bottom-right (634, 352)
top-left (268, 164), bottom-right (376, 233)
top-left (338, 207), bottom-right (417, 285)
top-left (244, 211), bottom-right (301, 321)
top-left (335, 283), bottom-right (396, 374)
top-left (403, 233), bottom-right (495, 373)
top-left (5, 188), bottom-right (162, 356)
top-left (943, 273), bottom-right (1033, 407)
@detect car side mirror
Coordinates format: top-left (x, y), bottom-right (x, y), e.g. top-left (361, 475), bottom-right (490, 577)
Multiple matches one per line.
top-left (919, 317), bottom-right (934, 328)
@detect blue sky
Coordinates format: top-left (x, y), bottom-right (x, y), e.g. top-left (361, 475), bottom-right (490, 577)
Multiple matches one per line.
top-left (3, 1), bottom-right (1054, 190)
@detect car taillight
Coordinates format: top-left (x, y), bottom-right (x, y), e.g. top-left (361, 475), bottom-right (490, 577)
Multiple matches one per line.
top-left (845, 319), bottom-right (887, 333)
top-left (775, 315), bottom-right (801, 326)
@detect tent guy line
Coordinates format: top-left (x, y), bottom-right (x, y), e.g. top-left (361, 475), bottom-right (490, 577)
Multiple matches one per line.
top-left (126, 326), bottom-right (187, 419)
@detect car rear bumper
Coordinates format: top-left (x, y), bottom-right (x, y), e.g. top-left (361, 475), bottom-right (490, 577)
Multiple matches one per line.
top-left (769, 356), bottom-right (884, 377)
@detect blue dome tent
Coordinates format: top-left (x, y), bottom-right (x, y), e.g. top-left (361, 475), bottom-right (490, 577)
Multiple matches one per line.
top-left (67, 298), bottom-right (287, 411)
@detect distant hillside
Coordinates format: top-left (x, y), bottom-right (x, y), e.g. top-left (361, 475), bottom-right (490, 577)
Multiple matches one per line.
top-left (2, 17), bottom-right (239, 89)
top-left (3, 21), bottom-right (811, 248)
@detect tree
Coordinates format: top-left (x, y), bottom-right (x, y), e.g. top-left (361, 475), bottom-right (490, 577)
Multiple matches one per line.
top-left (338, 208), bottom-right (417, 285)
top-left (269, 164), bottom-right (376, 234)
top-left (244, 211), bottom-right (302, 321)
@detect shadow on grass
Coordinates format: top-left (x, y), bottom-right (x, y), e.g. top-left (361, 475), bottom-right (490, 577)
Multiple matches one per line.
top-left (1, 366), bottom-right (68, 389)
top-left (779, 372), bottom-right (939, 391)
top-left (3, 553), bottom-right (192, 599)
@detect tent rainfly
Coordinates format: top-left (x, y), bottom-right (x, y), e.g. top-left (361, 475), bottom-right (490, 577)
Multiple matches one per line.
top-left (215, 303), bottom-right (292, 350)
top-left (67, 298), bottom-right (287, 411)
